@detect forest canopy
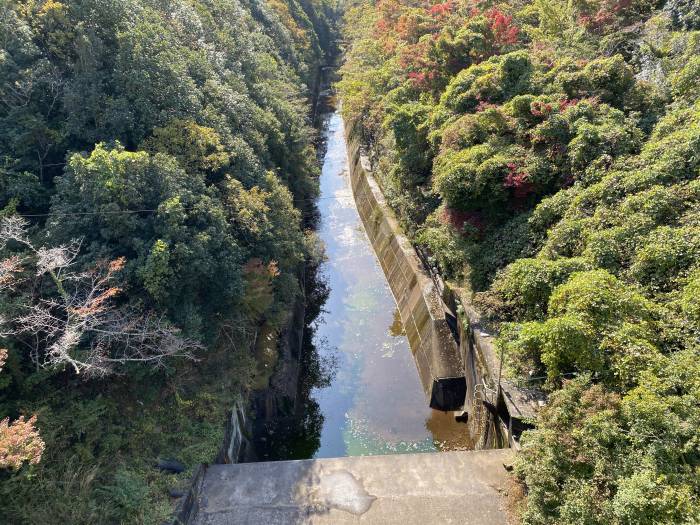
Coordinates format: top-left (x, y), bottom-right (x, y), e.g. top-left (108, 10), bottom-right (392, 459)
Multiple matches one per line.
top-left (338, 0), bottom-right (700, 522)
top-left (0, 0), bottom-right (336, 522)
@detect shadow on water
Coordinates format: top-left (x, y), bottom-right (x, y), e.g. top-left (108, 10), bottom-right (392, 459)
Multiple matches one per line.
top-left (253, 258), bottom-right (336, 461)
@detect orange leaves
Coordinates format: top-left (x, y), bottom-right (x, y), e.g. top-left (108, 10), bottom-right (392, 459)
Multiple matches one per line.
top-left (90, 256), bottom-right (125, 284)
top-left (428, 0), bottom-right (453, 18)
top-left (69, 258), bottom-right (125, 317)
top-left (107, 257), bottom-right (126, 278)
top-left (0, 333), bottom-right (43, 472)
top-left (0, 415), bottom-right (45, 470)
top-left (266, 0), bottom-right (312, 50)
top-left (71, 287), bottom-right (121, 317)
top-left (578, 0), bottom-right (634, 32)
top-left (0, 255), bottom-right (23, 289)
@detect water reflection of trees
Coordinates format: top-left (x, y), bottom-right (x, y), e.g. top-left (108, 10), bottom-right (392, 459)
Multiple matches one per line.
top-left (254, 260), bottom-right (336, 460)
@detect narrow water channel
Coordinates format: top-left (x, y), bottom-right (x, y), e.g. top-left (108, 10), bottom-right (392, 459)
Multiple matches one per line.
top-left (306, 102), bottom-right (473, 458)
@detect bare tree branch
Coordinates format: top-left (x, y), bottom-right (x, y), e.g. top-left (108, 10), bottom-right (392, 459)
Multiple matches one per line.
top-left (0, 217), bottom-right (201, 377)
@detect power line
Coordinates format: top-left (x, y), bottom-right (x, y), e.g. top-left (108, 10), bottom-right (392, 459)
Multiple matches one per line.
top-left (11, 192), bottom-right (358, 219)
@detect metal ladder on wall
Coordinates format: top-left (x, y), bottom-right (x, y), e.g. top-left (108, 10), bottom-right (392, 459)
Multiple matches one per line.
top-left (472, 380), bottom-right (498, 450)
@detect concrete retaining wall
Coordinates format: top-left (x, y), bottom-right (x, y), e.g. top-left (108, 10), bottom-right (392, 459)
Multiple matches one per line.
top-left (174, 401), bottom-right (250, 524)
top-left (344, 120), bottom-right (465, 411)
top-left (344, 118), bottom-right (543, 444)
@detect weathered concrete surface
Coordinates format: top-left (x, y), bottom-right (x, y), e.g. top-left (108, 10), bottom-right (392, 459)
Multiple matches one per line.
top-left (191, 449), bottom-right (512, 524)
top-left (345, 120), bottom-right (466, 411)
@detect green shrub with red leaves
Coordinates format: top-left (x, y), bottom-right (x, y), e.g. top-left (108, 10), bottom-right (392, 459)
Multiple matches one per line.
top-left (340, 0), bottom-right (700, 522)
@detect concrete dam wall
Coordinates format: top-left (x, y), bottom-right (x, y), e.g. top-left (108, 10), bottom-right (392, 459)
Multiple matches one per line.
top-left (344, 120), bottom-right (466, 411)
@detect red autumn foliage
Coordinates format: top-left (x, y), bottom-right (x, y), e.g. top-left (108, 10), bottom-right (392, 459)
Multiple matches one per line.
top-left (530, 100), bottom-right (555, 117)
top-left (428, 0), bottom-right (453, 18)
top-left (531, 98), bottom-right (579, 118)
top-left (408, 70), bottom-right (438, 89)
top-left (487, 8), bottom-right (519, 48)
top-left (408, 71), bottom-right (427, 84)
top-left (504, 162), bottom-right (534, 199)
top-left (579, 0), bottom-right (634, 32)
top-left (559, 98), bottom-right (580, 111)
top-left (400, 38), bottom-right (441, 90)
top-left (375, 18), bottom-right (388, 33)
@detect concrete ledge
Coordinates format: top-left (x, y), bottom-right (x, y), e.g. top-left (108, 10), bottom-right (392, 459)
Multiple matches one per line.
top-left (191, 449), bottom-right (513, 524)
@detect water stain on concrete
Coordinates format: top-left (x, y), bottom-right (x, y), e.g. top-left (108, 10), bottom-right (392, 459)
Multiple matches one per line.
top-left (312, 470), bottom-right (376, 516)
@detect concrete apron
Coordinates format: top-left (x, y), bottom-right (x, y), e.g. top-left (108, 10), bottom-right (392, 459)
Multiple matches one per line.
top-left (192, 449), bottom-right (513, 525)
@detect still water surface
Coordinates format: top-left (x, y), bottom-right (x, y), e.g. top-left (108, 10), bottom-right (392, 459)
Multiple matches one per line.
top-left (309, 107), bottom-right (472, 457)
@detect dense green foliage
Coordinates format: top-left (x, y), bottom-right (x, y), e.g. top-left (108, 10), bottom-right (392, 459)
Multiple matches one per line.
top-left (0, 0), bottom-right (336, 522)
top-left (339, 0), bottom-right (699, 522)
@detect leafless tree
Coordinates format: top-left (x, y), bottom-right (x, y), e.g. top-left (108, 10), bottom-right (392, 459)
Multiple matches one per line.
top-left (0, 216), bottom-right (201, 377)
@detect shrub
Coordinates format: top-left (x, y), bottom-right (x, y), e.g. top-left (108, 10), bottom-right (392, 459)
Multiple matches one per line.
top-left (565, 103), bottom-right (642, 177)
top-left (440, 61), bottom-right (501, 113)
top-left (629, 226), bottom-right (700, 292)
top-left (548, 270), bottom-right (655, 327)
top-left (438, 108), bottom-right (512, 151)
top-left (530, 113), bottom-right (570, 149)
top-left (464, 211), bottom-right (536, 290)
top-left (671, 54), bottom-right (700, 103)
top-left (554, 55), bottom-right (635, 107)
top-left (583, 225), bottom-right (637, 273)
top-left (440, 51), bottom-right (532, 113)
top-left (539, 217), bottom-right (590, 258)
top-left (97, 468), bottom-right (150, 523)
top-left (433, 143), bottom-right (525, 211)
top-left (538, 314), bottom-right (602, 382)
top-left (601, 322), bottom-right (662, 389)
top-left (516, 358), bottom-right (700, 525)
top-left (415, 218), bottom-right (469, 278)
top-left (489, 257), bottom-right (590, 321)
top-left (528, 186), bottom-right (580, 239)
top-left (618, 184), bottom-right (688, 225)
top-left (679, 268), bottom-right (700, 322)
top-left (385, 101), bottom-right (433, 181)
top-left (666, 0), bottom-right (700, 29)
top-left (499, 270), bottom-right (659, 386)
top-left (497, 321), bottom-right (547, 378)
